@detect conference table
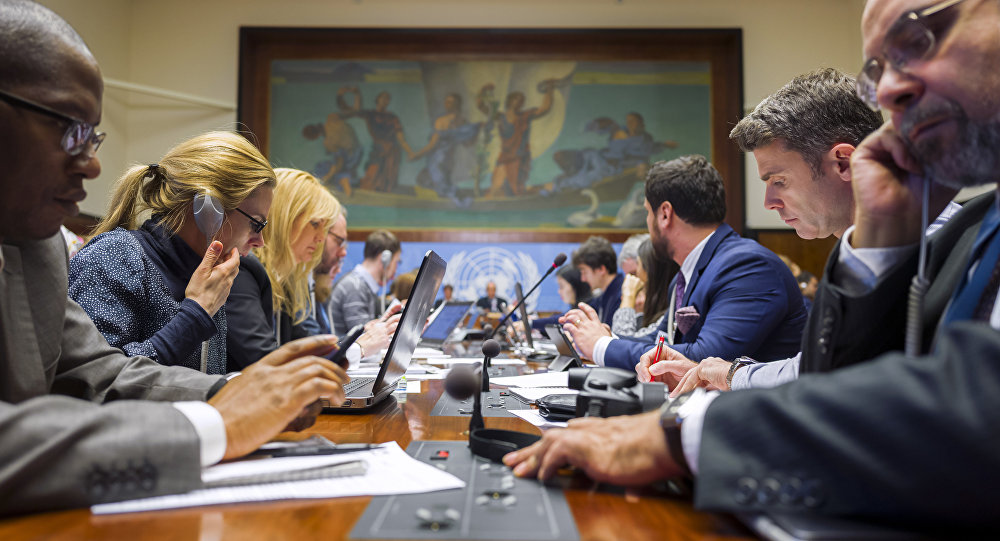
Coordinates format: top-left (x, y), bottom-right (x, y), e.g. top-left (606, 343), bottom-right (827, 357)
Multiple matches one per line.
top-left (0, 364), bottom-right (755, 540)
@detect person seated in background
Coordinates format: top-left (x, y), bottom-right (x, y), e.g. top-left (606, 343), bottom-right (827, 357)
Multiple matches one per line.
top-left (0, 0), bottom-right (346, 515)
top-left (328, 229), bottom-right (401, 338)
top-left (562, 155), bottom-right (806, 370)
top-left (389, 268), bottom-right (418, 305)
top-left (640, 68), bottom-right (958, 394)
top-left (433, 283), bottom-right (455, 308)
top-left (312, 210), bottom-right (349, 334)
top-left (571, 236), bottom-right (623, 324)
top-left (612, 238), bottom-right (678, 337)
top-left (617, 232), bottom-right (647, 275)
top-left (506, 0), bottom-right (1000, 527)
top-left (475, 280), bottom-right (508, 313)
top-left (226, 168), bottom-right (396, 371)
top-left (69, 131), bottom-right (275, 375)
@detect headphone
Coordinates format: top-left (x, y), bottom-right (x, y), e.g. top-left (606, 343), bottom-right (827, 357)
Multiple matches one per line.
top-left (193, 192), bottom-right (224, 242)
top-left (380, 249), bottom-right (392, 266)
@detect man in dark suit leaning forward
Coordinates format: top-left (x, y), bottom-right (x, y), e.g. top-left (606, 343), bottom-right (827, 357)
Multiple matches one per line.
top-left (0, 0), bottom-right (348, 516)
top-left (505, 0), bottom-right (1000, 528)
top-left (562, 154), bottom-right (807, 370)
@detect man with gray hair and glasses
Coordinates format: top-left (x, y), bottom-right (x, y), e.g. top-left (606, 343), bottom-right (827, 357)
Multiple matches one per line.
top-left (505, 0), bottom-right (1000, 528)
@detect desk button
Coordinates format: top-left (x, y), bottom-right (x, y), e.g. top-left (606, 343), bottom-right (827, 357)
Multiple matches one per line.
top-left (756, 478), bottom-right (780, 505)
top-left (502, 495), bottom-right (517, 507)
top-left (779, 478), bottom-right (802, 506)
top-left (734, 477), bottom-right (757, 505)
top-left (431, 450), bottom-right (450, 460)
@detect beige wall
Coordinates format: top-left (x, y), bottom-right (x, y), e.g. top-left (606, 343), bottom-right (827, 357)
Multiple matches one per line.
top-left (40, 0), bottom-right (866, 228)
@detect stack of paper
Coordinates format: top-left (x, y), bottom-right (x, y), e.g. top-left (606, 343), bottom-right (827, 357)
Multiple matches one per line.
top-left (91, 442), bottom-right (464, 514)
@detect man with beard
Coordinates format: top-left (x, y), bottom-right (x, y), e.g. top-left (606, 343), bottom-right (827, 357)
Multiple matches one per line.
top-left (504, 0), bottom-right (1000, 528)
top-left (561, 154), bottom-right (807, 370)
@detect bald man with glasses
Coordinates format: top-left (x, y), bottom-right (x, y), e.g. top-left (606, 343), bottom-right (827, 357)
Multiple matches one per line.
top-left (0, 0), bottom-right (348, 516)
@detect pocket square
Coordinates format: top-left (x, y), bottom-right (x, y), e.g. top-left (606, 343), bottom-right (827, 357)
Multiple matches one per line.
top-left (675, 306), bottom-right (700, 335)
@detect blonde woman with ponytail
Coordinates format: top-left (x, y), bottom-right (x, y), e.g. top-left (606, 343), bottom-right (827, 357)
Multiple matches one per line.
top-left (68, 131), bottom-right (276, 374)
top-left (227, 168), bottom-right (396, 369)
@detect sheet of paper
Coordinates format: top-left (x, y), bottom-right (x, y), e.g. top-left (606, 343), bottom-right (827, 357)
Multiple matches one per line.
top-left (403, 379), bottom-right (421, 393)
top-left (426, 357), bottom-right (526, 366)
top-left (91, 442), bottom-right (464, 515)
top-left (509, 409), bottom-right (569, 429)
top-left (508, 387), bottom-right (578, 404)
top-left (201, 453), bottom-right (362, 485)
top-left (491, 371), bottom-right (569, 388)
top-left (412, 347), bottom-right (451, 358)
top-left (403, 371), bottom-right (448, 381)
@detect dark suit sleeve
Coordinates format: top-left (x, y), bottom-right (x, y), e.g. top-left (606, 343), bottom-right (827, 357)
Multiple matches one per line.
top-left (225, 258), bottom-right (278, 369)
top-left (694, 322), bottom-right (1000, 526)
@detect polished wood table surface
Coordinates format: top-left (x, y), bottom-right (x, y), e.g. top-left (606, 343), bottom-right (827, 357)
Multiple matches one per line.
top-left (0, 374), bottom-right (755, 541)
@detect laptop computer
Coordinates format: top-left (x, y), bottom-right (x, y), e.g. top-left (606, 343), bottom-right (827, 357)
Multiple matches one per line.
top-left (324, 250), bottom-right (447, 412)
top-left (420, 300), bottom-right (473, 347)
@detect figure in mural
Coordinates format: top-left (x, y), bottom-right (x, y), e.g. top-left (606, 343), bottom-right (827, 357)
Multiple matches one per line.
top-left (477, 80), bottom-right (558, 198)
top-left (548, 112), bottom-right (678, 193)
top-left (410, 93), bottom-right (482, 207)
top-left (337, 86), bottom-right (417, 193)
top-left (302, 112), bottom-right (363, 196)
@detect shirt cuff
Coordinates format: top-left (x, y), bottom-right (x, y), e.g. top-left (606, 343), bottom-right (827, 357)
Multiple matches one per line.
top-left (592, 336), bottom-right (614, 366)
top-left (835, 225), bottom-right (916, 293)
top-left (345, 343), bottom-right (362, 370)
top-left (172, 401), bottom-right (227, 467)
top-left (678, 389), bottom-right (720, 475)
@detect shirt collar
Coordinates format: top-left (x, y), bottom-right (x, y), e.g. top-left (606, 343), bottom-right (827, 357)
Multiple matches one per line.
top-left (678, 229), bottom-right (716, 289)
top-left (353, 263), bottom-right (381, 295)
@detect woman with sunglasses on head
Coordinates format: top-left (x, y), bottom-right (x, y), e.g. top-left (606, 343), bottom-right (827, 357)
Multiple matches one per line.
top-left (226, 168), bottom-right (396, 370)
top-left (68, 131), bottom-right (275, 375)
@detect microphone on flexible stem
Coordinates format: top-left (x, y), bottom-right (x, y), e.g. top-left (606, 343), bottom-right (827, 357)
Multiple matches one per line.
top-left (488, 253), bottom-right (567, 340)
top-left (444, 339), bottom-right (541, 462)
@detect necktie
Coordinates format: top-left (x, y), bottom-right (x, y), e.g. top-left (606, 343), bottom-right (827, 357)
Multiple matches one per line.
top-left (944, 204), bottom-right (1000, 324)
top-left (675, 272), bottom-right (687, 312)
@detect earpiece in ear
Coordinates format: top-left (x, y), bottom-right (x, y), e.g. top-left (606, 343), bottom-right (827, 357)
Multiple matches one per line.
top-left (193, 192), bottom-right (224, 242)
top-left (381, 249), bottom-right (392, 266)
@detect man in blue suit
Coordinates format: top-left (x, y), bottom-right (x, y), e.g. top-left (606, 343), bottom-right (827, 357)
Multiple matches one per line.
top-left (562, 155), bottom-right (807, 370)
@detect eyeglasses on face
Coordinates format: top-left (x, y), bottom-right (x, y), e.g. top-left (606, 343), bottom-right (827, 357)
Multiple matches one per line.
top-left (0, 88), bottom-right (106, 156)
top-left (234, 207), bottom-right (267, 234)
top-left (855, 0), bottom-right (968, 110)
top-left (327, 230), bottom-right (347, 248)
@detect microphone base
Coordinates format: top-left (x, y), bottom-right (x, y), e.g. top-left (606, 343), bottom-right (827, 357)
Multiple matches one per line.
top-left (469, 428), bottom-right (541, 463)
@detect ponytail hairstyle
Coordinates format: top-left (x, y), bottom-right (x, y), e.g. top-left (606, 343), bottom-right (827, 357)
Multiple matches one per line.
top-left (256, 168), bottom-right (342, 324)
top-left (91, 131), bottom-right (276, 238)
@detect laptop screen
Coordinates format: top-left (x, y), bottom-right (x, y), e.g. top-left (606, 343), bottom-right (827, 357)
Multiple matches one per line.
top-left (421, 301), bottom-right (473, 342)
top-left (375, 250), bottom-right (447, 388)
top-left (514, 282), bottom-right (533, 349)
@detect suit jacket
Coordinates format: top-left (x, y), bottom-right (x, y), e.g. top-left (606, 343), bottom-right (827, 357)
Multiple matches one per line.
top-left (0, 234), bottom-right (222, 516)
top-left (696, 194), bottom-right (1000, 526)
top-left (800, 193), bottom-right (993, 373)
top-left (475, 295), bottom-right (509, 313)
top-left (589, 273), bottom-right (624, 326)
top-left (603, 224), bottom-right (807, 369)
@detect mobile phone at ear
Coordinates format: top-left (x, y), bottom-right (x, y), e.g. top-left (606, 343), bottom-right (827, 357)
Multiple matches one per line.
top-left (330, 324), bottom-right (365, 369)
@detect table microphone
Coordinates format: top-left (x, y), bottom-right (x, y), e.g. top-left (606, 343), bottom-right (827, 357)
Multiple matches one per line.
top-left (488, 253), bottom-right (567, 340)
top-left (443, 339), bottom-right (541, 463)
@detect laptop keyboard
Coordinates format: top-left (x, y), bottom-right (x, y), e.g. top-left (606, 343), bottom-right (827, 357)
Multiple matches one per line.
top-left (343, 377), bottom-right (375, 395)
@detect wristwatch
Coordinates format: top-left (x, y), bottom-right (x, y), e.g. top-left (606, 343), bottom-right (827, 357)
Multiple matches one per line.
top-left (726, 356), bottom-right (754, 390)
top-left (659, 390), bottom-right (699, 476)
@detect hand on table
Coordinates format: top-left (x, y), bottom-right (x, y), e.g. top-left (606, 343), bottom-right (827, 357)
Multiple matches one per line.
top-left (503, 410), bottom-right (682, 485)
top-left (636, 344), bottom-right (695, 387)
top-left (208, 335), bottom-right (347, 460)
top-left (668, 357), bottom-right (733, 398)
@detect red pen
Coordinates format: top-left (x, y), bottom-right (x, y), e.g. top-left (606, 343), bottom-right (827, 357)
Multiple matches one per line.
top-left (651, 334), bottom-right (666, 366)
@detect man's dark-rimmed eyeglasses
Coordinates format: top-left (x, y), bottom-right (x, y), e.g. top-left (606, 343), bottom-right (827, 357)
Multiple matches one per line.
top-left (0, 88), bottom-right (106, 156)
top-left (856, 0), bottom-right (968, 110)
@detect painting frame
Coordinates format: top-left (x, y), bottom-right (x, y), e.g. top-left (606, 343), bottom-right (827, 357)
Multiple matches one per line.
top-left (238, 27), bottom-right (743, 243)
